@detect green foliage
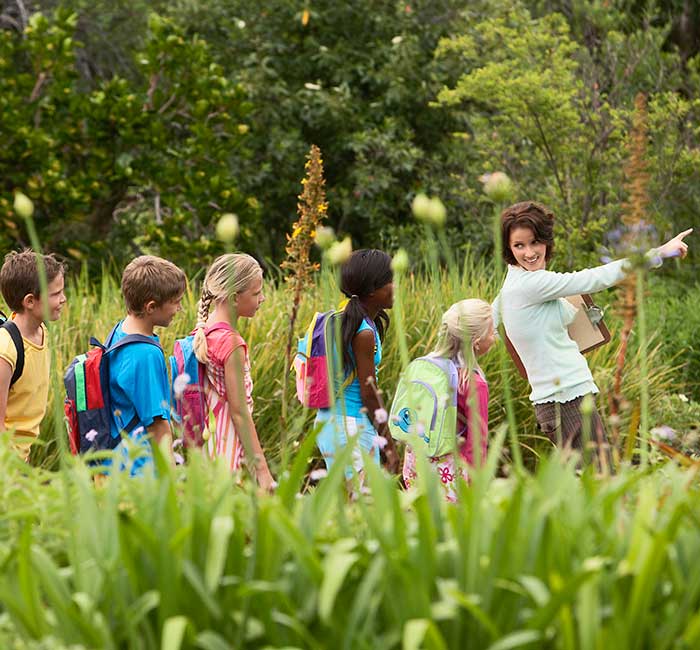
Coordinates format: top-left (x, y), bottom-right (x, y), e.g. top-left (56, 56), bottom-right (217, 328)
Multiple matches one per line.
top-left (3, 432), bottom-right (700, 648)
top-left (435, 0), bottom-right (700, 268)
top-left (2, 0), bottom-right (699, 272)
top-left (166, 0), bottom-right (476, 259)
top-left (0, 9), bottom-right (254, 269)
top-left (646, 276), bottom-right (700, 397)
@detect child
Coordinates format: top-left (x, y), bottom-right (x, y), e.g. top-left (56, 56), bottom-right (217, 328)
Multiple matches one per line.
top-left (0, 250), bottom-right (66, 461)
top-left (315, 249), bottom-right (399, 480)
top-left (192, 253), bottom-right (275, 491)
top-left (108, 255), bottom-right (186, 476)
top-left (402, 299), bottom-right (495, 502)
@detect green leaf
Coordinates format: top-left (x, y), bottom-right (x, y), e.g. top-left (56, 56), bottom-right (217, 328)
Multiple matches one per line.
top-left (318, 539), bottom-right (359, 624)
top-left (162, 616), bottom-right (188, 650)
top-left (205, 515), bottom-right (234, 592)
top-left (486, 630), bottom-right (543, 650)
top-left (518, 575), bottom-right (550, 608)
top-left (194, 630), bottom-right (232, 650)
top-left (402, 618), bottom-right (448, 650)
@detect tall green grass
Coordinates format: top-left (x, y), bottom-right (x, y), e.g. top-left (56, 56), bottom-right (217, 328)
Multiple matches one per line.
top-left (0, 252), bottom-right (698, 649)
top-left (30, 258), bottom-right (685, 470)
top-left (2, 430), bottom-right (700, 648)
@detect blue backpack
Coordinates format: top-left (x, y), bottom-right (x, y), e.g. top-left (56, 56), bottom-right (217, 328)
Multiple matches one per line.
top-left (169, 325), bottom-right (229, 446)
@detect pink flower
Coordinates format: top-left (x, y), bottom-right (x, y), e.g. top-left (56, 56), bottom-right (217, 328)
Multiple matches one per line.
top-left (85, 429), bottom-right (98, 443)
top-left (371, 435), bottom-right (388, 450)
top-left (173, 373), bottom-right (191, 399)
top-left (374, 408), bottom-right (388, 424)
top-left (651, 425), bottom-right (676, 442)
top-left (309, 469), bottom-right (328, 481)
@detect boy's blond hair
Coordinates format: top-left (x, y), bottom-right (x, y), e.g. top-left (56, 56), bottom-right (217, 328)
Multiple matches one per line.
top-left (193, 253), bottom-right (262, 363)
top-left (0, 250), bottom-right (65, 312)
top-left (121, 255), bottom-right (186, 316)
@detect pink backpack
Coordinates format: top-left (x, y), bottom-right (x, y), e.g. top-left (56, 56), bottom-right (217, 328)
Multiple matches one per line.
top-left (169, 325), bottom-right (230, 446)
top-left (293, 310), bottom-right (372, 408)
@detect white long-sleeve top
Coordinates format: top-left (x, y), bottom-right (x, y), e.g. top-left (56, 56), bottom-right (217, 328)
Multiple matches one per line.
top-left (493, 260), bottom-right (628, 404)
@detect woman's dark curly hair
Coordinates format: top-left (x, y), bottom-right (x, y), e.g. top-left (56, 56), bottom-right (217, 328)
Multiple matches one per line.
top-left (501, 201), bottom-right (555, 266)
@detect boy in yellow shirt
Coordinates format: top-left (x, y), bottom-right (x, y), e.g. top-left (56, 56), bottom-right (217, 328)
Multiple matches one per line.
top-left (0, 250), bottom-right (66, 461)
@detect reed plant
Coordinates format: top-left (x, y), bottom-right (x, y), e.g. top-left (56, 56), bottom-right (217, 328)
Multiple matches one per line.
top-left (29, 253), bottom-right (680, 472)
top-left (3, 428), bottom-right (700, 648)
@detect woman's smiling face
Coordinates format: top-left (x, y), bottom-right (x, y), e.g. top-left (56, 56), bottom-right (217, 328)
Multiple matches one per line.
top-left (508, 226), bottom-right (548, 272)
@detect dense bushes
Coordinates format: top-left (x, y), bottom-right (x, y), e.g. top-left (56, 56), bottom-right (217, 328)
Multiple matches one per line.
top-left (1, 0), bottom-right (699, 272)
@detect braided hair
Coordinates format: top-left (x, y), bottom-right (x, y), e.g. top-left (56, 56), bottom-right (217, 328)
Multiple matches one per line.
top-left (339, 249), bottom-right (393, 372)
top-left (193, 253), bottom-right (262, 363)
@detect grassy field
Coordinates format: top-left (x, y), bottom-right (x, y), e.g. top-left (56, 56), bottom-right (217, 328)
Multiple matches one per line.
top-left (0, 259), bottom-right (698, 648)
top-left (29, 256), bottom-right (697, 470)
top-left (3, 427), bottom-right (700, 649)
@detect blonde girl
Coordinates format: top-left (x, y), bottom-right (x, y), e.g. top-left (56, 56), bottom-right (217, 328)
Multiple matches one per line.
top-left (403, 299), bottom-right (496, 502)
top-left (193, 253), bottom-right (274, 490)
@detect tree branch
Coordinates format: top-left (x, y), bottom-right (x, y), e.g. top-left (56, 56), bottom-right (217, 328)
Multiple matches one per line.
top-left (525, 101), bottom-right (567, 206)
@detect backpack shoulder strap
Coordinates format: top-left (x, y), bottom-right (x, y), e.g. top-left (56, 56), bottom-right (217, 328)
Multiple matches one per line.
top-left (1, 320), bottom-right (24, 387)
top-left (89, 323), bottom-right (121, 350)
top-left (106, 333), bottom-right (162, 354)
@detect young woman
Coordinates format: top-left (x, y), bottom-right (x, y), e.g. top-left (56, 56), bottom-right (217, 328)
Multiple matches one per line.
top-left (494, 200), bottom-right (691, 456)
top-left (315, 249), bottom-right (399, 480)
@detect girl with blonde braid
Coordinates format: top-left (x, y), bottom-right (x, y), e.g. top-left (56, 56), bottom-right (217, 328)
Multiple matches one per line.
top-left (193, 253), bottom-right (274, 490)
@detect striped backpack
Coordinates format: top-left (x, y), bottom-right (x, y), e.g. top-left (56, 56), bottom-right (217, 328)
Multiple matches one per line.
top-left (64, 325), bottom-right (161, 455)
top-left (293, 310), bottom-right (358, 409)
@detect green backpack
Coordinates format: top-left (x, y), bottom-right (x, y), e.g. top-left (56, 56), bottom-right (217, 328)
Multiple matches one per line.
top-left (388, 356), bottom-right (461, 457)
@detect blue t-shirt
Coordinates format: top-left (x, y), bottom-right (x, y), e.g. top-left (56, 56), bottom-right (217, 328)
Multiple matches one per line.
top-left (107, 320), bottom-right (170, 475)
top-left (332, 318), bottom-right (381, 418)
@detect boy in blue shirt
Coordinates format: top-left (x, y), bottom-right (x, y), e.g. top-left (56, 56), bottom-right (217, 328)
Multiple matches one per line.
top-left (109, 255), bottom-right (186, 475)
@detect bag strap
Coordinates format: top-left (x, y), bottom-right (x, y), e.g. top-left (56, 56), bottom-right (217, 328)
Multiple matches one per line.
top-left (105, 334), bottom-right (162, 354)
top-left (88, 322), bottom-right (162, 354)
top-left (0, 319), bottom-right (25, 387)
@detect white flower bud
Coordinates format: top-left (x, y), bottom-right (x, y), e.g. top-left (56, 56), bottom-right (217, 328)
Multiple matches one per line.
top-left (326, 236), bottom-right (352, 266)
top-left (391, 248), bottom-right (409, 274)
top-left (216, 213), bottom-right (239, 242)
top-left (479, 172), bottom-right (514, 203)
top-left (13, 192), bottom-right (34, 219)
top-left (411, 192), bottom-right (432, 222)
top-left (314, 225), bottom-right (335, 250)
